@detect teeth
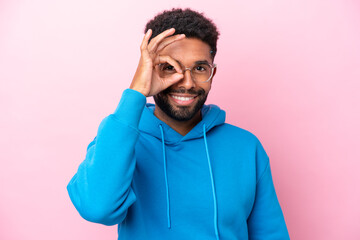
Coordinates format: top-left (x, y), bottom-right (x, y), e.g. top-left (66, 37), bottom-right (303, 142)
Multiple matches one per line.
top-left (171, 95), bottom-right (195, 101)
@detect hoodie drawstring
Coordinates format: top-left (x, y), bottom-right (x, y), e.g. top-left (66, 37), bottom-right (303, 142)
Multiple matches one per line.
top-left (158, 123), bottom-right (219, 239)
top-left (203, 124), bottom-right (220, 240)
top-left (159, 124), bottom-right (171, 229)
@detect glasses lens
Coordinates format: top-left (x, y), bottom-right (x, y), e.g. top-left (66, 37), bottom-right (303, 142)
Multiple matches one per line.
top-left (191, 63), bottom-right (212, 82)
top-left (157, 62), bottom-right (214, 82)
top-left (157, 63), bottom-right (176, 78)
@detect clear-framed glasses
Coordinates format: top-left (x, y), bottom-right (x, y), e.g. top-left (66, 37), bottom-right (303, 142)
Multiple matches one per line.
top-left (157, 61), bottom-right (217, 83)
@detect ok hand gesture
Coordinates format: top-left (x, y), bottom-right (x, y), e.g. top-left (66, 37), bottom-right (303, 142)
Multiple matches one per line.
top-left (130, 28), bottom-right (185, 97)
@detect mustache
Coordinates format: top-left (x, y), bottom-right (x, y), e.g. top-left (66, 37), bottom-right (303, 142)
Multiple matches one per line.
top-left (162, 87), bottom-right (205, 96)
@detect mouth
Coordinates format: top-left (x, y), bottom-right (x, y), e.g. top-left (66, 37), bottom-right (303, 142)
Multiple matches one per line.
top-left (169, 94), bottom-right (197, 106)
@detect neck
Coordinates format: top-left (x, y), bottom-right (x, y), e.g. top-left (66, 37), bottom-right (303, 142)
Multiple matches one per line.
top-left (154, 106), bottom-right (202, 136)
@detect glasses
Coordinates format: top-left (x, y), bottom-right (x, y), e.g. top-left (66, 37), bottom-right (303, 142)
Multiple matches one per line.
top-left (156, 61), bottom-right (217, 83)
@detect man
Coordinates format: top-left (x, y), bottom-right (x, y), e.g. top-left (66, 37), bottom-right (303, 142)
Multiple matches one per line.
top-left (67, 8), bottom-right (290, 240)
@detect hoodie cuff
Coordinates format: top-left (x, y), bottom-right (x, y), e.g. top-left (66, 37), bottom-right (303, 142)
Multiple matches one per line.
top-left (112, 88), bottom-right (146, 128)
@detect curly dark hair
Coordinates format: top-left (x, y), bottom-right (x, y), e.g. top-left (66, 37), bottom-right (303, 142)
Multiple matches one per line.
top-left (145, 8), bottom-right (220, 60)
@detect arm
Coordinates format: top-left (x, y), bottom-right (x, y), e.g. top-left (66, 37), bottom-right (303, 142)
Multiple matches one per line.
top-left (67, 28), bottom-right (185, 226)
top-left (247, 139), bottom-right (290, 239)
top-left (67, 89), bottom-right (145, 226)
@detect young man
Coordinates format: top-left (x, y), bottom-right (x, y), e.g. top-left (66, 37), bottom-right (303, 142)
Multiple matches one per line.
top-left (67, 8), bottom-right (290, 240)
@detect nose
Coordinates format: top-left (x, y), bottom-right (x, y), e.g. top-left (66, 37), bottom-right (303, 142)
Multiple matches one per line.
top-left (176, 68), bottom-right (196, 89)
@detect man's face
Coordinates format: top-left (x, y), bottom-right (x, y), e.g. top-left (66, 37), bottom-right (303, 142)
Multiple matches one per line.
top-left (154, 38), bottom-right (216, 122)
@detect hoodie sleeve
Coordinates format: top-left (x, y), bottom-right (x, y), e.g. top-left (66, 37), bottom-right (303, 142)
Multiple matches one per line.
top-left (247, 139), bottom-right (290, 239)
top-left (66, 88), bottom-right (146, 226)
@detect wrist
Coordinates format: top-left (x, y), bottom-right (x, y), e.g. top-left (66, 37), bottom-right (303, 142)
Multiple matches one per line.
top-left (129, 85), bottom-right (148, 97)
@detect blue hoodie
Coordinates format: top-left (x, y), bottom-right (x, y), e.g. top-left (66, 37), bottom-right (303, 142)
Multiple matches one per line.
top-left (67, 88), bottom-right (290, 240)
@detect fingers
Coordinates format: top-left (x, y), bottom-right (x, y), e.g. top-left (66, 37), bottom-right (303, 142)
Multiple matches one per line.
top-left (140, 28), bottom-right (186, 64)
top-left (140, 29), bottom-right (152, 52)
top-left (162, 72), bottom-right (184, 89)
top-left (148, 28), bottom-right (176, 53)
top-left (156, 34), bottom-right (185, 52)
top-left (154, 55), bottom-right (184, 89)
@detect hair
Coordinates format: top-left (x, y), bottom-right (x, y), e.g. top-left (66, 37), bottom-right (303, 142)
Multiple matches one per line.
top-left (145, 8), bottom-right (220, 60)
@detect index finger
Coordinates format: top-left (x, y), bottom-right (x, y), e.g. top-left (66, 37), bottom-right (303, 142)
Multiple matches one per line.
top-left (156, 34), bottom-right (186, 53)
top-left (147, 28), bottom-right (176, 53)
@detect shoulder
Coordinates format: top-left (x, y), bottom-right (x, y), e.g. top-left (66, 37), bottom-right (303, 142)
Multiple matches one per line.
top-left (210, 123), bottom-right (268, 160)
top-left (211, 123), bottom-right (262, 146)
top-left (212, 123), bottom-right (270, 180)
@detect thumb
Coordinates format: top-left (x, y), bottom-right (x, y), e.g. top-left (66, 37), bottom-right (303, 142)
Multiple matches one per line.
top-left (162, 73), bottom-right (184, 89)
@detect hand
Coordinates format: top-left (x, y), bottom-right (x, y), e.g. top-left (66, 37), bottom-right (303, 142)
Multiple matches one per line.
top-left (129, 28), bottom-right (185, 97)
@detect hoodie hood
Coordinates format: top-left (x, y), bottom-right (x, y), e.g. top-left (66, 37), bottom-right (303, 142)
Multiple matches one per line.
top-left (139, 103), bottom-right (226, 144)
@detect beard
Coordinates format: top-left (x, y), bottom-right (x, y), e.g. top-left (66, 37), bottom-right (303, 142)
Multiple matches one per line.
top-left (153, 87), bottom-right (208, 122)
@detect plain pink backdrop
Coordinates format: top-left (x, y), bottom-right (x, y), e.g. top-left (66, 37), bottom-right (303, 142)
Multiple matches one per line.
top-left (1, 0), bottom-right (359, 239)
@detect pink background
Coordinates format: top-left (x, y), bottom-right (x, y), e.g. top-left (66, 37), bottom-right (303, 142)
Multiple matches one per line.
top-left (1, 0), bottom-right (359, 239)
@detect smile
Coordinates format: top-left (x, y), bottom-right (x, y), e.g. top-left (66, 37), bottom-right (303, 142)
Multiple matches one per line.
top-left (169, 94), bottom-right (197, 105)
top-left (171, 95), bottom-right (195, 101)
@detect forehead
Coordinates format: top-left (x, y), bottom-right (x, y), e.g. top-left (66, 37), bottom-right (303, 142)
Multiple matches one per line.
top-left (159, 38), bottom-right (212, 63)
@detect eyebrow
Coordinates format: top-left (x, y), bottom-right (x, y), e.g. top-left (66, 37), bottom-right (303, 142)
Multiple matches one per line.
top-left (195, 60), bottom-right (211, 65)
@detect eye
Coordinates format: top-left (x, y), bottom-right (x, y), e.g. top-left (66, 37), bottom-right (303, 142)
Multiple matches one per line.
top-left (196, 66), bottom-right (205, 71)
top-left (193, 64), bottom-right (209, 73)
top-left (160, 63), bottom-right (176, 72)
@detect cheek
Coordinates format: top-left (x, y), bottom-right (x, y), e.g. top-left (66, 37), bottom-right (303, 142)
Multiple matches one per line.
top-left (201, 84), bottom-right (211, 95)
